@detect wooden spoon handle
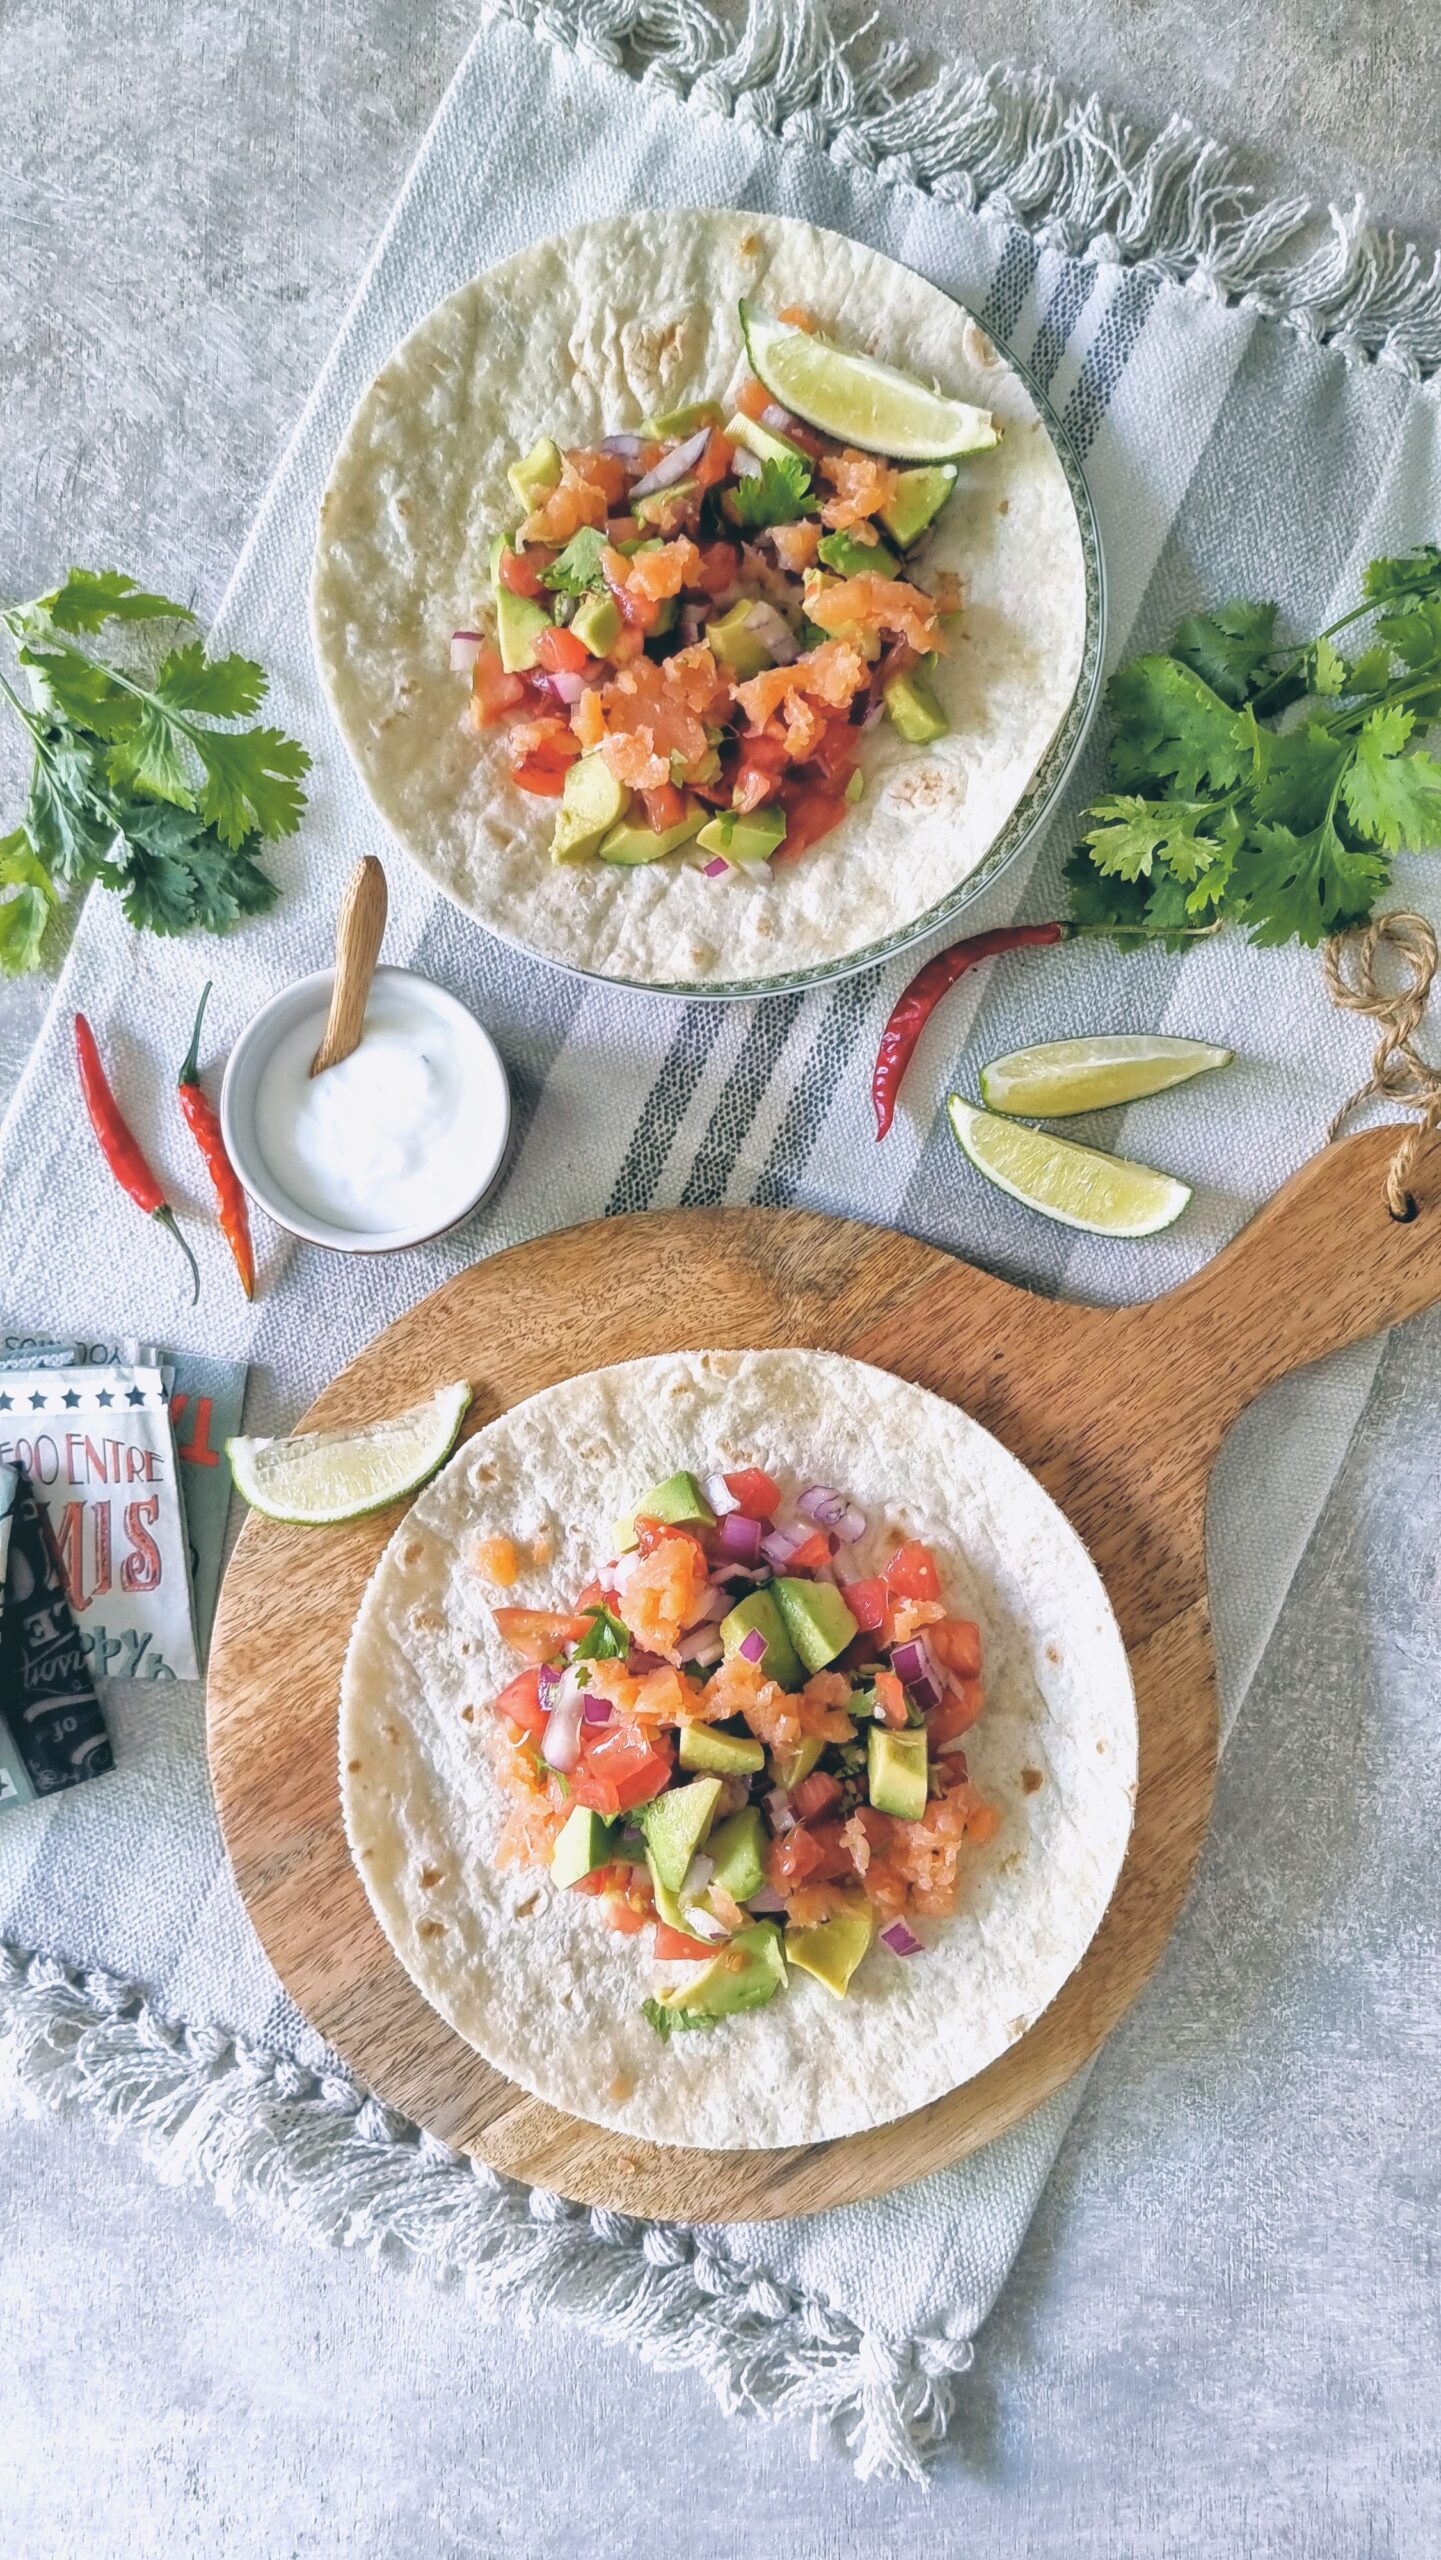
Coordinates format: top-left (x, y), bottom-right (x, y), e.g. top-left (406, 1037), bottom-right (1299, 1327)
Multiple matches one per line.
top-left (311, 857), bottom-right (387, 1077)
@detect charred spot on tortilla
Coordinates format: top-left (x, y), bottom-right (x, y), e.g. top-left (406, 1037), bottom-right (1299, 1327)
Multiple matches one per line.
top-left (1020, 1767), bottom-right (1044, 1794)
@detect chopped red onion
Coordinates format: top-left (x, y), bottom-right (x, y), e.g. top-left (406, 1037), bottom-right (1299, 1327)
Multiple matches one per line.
top-left (626, 1647), bottom-right (667, 1675)
top-left (545, 667), bottom-right (588, 706)
top-left (689, 1584), bottom-right (730, 1626)
top-left (680, 1901), bottom-right (727, 1942)
top-left (761, 400), bottom-right (797, 435)
top-left (599, 432), bottom-right (648, 461)
top-left (703, 1471), bottom-right (741, 1516)
top-left (737, 1626), bottom-right (768, 1664)
top-left (880, 1918), bottom-right (923, 1956)
top-left (450, 631), bottom-right (485, 672)
top-left (679, 600), bottom-right (709, 650)
top-left (537, 1663), bottom-right (562, 1704)
top-left (680, 1852), bottom-right (714, 1901)
top-left (763, 1788), bottom-right (796, 1832)
top-left (582, 1691), bottom-right (613, 1727)
top-left (702, 855), bottom-right (730, 878)
top-left (677, 1629), bottom-right (724, 1667)
top-left (731, 444), bottom-right (763, 478)
top-left (890, 1635), bottom-right (945, 1713)
top-left (630, 425), bottom-right (711, 499)
top-left (718, 1559), bottom-right (772, 1586)
top-left (746, 1884), bottom-right (787, 1914)
top-left (743, 601), bottom-right (800, 665)
top-left (798, 1485), bottom-right (868, 1542)
top-left (718, 1510), bottom-right (764, 1565)
top-left (761, 1523), bottom-right (806, 1568)
top-left (541, 1671), bottom-right (586, 1772)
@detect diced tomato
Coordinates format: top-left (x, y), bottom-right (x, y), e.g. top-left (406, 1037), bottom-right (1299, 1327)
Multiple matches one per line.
top-left (692, 431), bottom-right (733, 496)
top-left (571, 1722), bottom-right (673, 1818)
top-left (791, 1769), bottom-right (843, 1821)
top-left (785, 1530), bottom-right (831, 1574)
top-left (928, 1679), bottom-right (983, 1745)
top-left (492, 1606), bottom-right (589, 1664)
top-left (469, 646), bottom-right (526, 726)
top-left (885, 1541), bottom-right (942, 1603)
top-left (511, 754), bottom-right (567, 797)
top-left (575, 1578), bottom-right (606, 1612)
top-left (871, 1669), bottom-right (908, 1730)
top-left (598, 1886), bottom-right (649, 1934)
top-left (496, 547), bottom-right (547, 601)
top-left (492, 1667), bottom-right (549, 1746)
top-left (840, 1576), bottom-right (888, 1634)
top-left (568, 447), bottom-right (629, 507)
top-left (724, 1467), bottom-right (782, 1520)
top-left (736, 376), bottom-right (772, 421)
top-left (653, 1921), bottom-right (714, 1961)
top-left (929, 1617), bottom-right (982, 1678)
top-left (534, 623), bottom-right (589, 675)
top-left (808, 717), bottom-right (861, 785)
top-left (641, 780), bottom-right (687, 832)
top-left (775, 779), bottom-right (849, 857)
top-left (691, 537), bottom-right (741, 597)
top-left (732, 731), bottom-right (790, 811)
top-left (768, 1820), bottom-right (853, 1892)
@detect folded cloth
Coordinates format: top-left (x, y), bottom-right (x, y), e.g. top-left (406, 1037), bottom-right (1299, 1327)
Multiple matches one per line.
top-left (1, 0), bottom-right (1439, 2479)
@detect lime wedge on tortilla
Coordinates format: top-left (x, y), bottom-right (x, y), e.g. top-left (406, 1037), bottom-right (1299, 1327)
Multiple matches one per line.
top-left (979, 1035), bottom-right (1232, 1118)
top-left (228, 1382), bottom-right (472, 1525)
top-left (947, 1097), bottom-right (1191, 1237)
top-left (740, 304), bottom-right (999, 462)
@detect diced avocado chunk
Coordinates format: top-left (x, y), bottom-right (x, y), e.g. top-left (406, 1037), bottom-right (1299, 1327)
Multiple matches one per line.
top-left (550, 754), bottom-right (630, 865)
top-left (695, 807), bottom-right (788, 869)
top-left (490, 535), bottom-right (552, 674)
top-left (720, 1588), bottom-right (804, 1690)
top-left (786, 1896), bottom-right (875, 1997)
top-left (647, 1864), bottom-right (713, 1940)
top-left (678, 1725), bottom-right (766, 1777)
top-left (634, 478), bottom-right (697, 529)
top-left (817, 528), bottom-right (901, 580)
top-left (725, 411), bottom-right (809, 468)
top-left (883, 665), bottom-right (949, 745)
top-left (772, 1578), bottom-right (859, 1673)
top-left (706, 600), bottom-right (777, 681)
top-left (570, 590), bottom-right (622, 657)
top-left (638, 1470), bottom-right (715, 1528)
top-left (769, 1733), bottom-right (825, 1793)
top-left (844, 767), bottom-right (865, 804)
top-left (637, 1775), bottom-right (722, 1894)
top-left (651, 1921), bottom-right (786, 2024)
top-left (707, 1807), bottom-right (768, 1902)
top-left (598, 799), bottom-right (705, 865)
top-left (879, 463), bottom-right (958, 550)
top-left (507, 436), bottom-right (563, 510)
top-left (868, 1724), bottom-right (929, 1820)
top-left (642, 399), bottom-right (725, 440)
top-left (551, 1804), bottom-right (617, 1888)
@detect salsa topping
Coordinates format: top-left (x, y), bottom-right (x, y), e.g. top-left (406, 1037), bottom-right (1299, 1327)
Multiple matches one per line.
top-left (457, 307), bottom-right (994, 880)
top-left (477, 1465), bottom-right (1000, 2035)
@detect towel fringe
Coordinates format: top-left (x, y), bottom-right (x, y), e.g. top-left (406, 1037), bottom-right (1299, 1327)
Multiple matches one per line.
top-left (0, 1941), bottom-right (973, 2484)
top-left (492, 0), bottom-right (1441, 380)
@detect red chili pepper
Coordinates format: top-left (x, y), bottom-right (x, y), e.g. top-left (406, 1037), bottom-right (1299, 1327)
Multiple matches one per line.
top-left (177, 984), bottom-right (255, 1301)
top-left (871, 922), bottom-right (1072, 1140)
top-left (74, 1013), bottom-right (200, 1303)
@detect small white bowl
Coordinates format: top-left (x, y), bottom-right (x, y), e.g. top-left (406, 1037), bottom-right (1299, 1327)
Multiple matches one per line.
top-left (220, 965), bottom-right (511, 1254)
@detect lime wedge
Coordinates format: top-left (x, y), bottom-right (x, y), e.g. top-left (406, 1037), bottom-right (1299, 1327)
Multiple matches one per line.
top-left (740, 304), bottom-right (999, 463)
top-left (227, 1381), bottom-right (472, 1525)
top-left (979, 1035), bottom-right (1232, 1118)
top-left (947, 1098), bottom-right (1191, 1238)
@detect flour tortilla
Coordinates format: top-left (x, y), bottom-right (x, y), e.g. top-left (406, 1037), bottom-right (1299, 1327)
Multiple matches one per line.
top-left (340, 1350), bottom-right (1136, 2149)
top-left (311, 211), bottom-right (1090, 992)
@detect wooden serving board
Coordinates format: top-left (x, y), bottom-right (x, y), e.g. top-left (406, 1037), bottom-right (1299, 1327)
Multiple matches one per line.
top-left (207, 1126), bottom-right (1441, 2221)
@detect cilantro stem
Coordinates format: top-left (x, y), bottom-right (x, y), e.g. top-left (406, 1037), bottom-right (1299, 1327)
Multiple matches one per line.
top-left (0, 668), bottom-right (43, 739)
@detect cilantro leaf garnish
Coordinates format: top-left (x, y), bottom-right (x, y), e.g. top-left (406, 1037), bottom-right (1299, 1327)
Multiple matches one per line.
top-left (727, 454), bottom-right (819, 532)
top-left (1070, 550), bottom-right (1441, 950)
top-left (573, 1603), bottom-right (631, 1663)
top-left (0, 567), bottom-right (306, 969)
top-left (641, 1998), bottom-right (721, 2041)
top-left (540, 528), bottom-right (609, 596)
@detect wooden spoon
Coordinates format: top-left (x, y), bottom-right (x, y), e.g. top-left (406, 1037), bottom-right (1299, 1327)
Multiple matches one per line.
top-left (311, 857), bottom-right (388, 1077)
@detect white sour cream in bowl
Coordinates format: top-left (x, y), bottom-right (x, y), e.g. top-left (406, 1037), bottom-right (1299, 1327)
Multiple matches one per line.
top-left (221, 967), bottom-right (510, 1252)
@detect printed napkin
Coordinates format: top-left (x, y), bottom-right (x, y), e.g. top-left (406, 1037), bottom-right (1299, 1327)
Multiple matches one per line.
top-left (1, 0), bottom-right (1438, 2476)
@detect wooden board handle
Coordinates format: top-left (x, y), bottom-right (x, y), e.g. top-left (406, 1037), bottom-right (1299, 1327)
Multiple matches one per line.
top-left (311, 856), bottom-right (387, 1077)
top-left (1131, 1122), bottom-right (1441, 1453)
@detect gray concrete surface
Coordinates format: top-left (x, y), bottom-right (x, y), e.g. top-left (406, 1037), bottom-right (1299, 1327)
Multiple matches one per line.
top-left (2, 6), bottom-right (1438, 2553)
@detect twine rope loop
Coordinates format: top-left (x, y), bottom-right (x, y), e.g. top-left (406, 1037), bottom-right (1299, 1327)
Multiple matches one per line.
top-left (1323, 909), bottom-right (1441, 1218)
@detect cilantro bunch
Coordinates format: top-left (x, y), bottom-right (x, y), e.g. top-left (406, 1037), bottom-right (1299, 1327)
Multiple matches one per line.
top-left (0, 568), bottom-right (310, 975)
top-left (1067, 546), bottom-right (1441, 947)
